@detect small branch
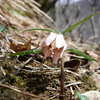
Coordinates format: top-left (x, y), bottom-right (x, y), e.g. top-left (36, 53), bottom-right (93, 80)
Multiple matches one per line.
top-left (64, 82), bottom-right (83, 88)
top-left (0, 66), bottom-right (6, 76)
top-left (14, 57), bottom-right (32, 75)
top-left (70, 86), bottom-right (74, 95)
top-left (49, 93), bottom-right (59, 100)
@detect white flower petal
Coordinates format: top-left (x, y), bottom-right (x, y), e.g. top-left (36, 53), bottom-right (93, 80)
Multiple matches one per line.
top-left (45, 32), bottom-right (57, 46)
top-left (55, 34), bottom-right (67, 58)
top-left (60, 43), bottom-right (67, 57)
top-left (56, 34), bottom-right (67, 49)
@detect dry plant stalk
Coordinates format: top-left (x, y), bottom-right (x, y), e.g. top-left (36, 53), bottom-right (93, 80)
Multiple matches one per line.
top-left (59, 55), bottom-right (64, 100)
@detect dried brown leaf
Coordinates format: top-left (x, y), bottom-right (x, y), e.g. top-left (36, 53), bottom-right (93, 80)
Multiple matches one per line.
top-left (9, 39), bottom-right (31, 52)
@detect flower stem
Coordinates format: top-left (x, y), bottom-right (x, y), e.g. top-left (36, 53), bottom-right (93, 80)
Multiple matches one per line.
top-left (59, 55), bottom-right (64, 100)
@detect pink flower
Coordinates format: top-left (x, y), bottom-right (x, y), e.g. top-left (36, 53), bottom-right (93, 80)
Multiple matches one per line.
top-left (38, 32), bottom-right (67, 64)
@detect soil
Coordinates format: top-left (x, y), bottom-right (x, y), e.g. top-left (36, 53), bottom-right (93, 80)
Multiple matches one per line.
top-left (0, 54), bottom-right (97, 100)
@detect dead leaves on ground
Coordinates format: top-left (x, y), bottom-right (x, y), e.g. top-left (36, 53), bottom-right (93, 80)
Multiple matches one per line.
top-left (64, 51), bottom-right (95, 72)
top-left (9, 39), bottom-right (32, 52)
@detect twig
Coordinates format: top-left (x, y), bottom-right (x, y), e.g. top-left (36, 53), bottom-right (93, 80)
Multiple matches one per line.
top-left (21, 69), bottom-right (45, 73)
top-left (0, 66), bottom-right (6, 76)
top-left (46, 70), bottom-right (61, 74)
top-left (46, 87), bottom-right (60, 91)
top-left (0, 78), bottom-right (8, 84)
top-left (49, 93), bottom-right (59, 100)
top-left (65, 70), bottom-right (82, 76)
top-left (64, 82), bottom-right (83, 88)
top-left (14, 57), bottom-right (32, 75)
top-left (0, 83), bottom-right (46, 100)
top-left (24, 65), bottom-right (59, 70)
top-left (66, 53), bottom-right (84, 58)
top-left (70, 86), bottom-right (74, 95)
top-left (75, 85), bottom-right (81, 90)
top-left (33, 60), bottom-right (51, 69)
top-left (30, 0), bottom-right (41, 7)
top-left (81, 61), bottom-right (92, 68)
